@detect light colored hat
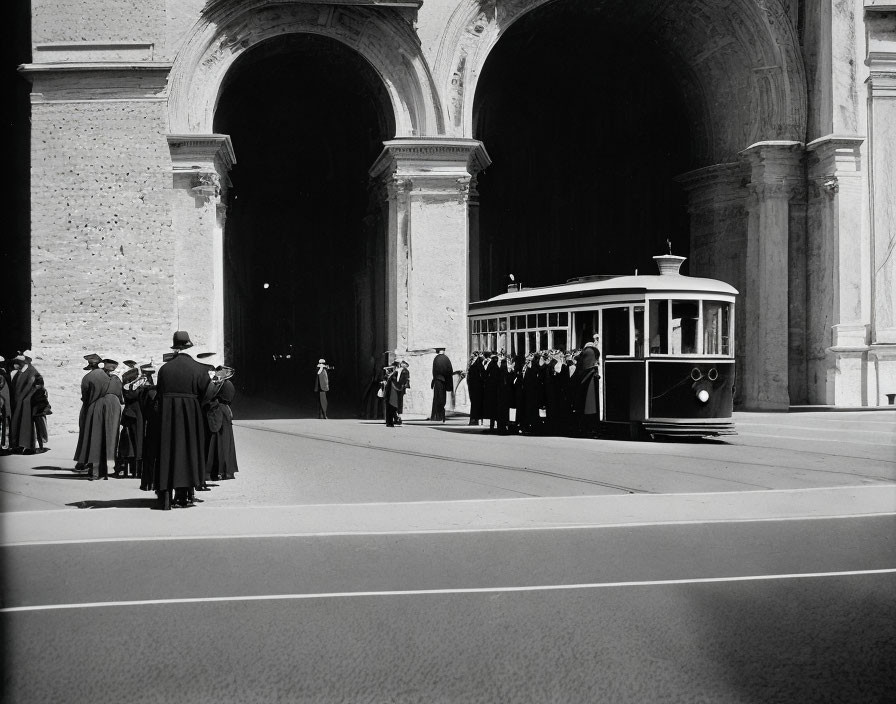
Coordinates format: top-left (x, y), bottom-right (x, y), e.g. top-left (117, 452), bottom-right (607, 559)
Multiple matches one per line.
top-left (318, 359), bottom-right (326, 365)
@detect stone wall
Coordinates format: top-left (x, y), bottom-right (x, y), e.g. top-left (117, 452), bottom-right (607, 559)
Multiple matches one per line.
top-left (30, 99), bottom-right (176, 431)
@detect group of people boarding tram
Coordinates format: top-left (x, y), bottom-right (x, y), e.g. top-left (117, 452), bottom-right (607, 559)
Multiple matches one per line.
top-left (74, 330), bottom-right (239, 509)
top-left (459, 335), bottom-right (601, 437)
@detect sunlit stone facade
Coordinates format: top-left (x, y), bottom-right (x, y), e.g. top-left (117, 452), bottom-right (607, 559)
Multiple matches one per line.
top-left (20, 0), bottom-right (896, 428)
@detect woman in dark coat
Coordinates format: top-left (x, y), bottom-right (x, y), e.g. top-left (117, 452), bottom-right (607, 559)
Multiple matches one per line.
top-left (544, 351), bottom-right (570, 436)
top-left (76, 359), bottom-right (122, 478)
top-left (139, 365), bottom-right (160, 491)
top-left (466, 353), bottom-right (484, 426)
top-left (520, 354), bottom-right (545, 435)
top-left (9, 352), bottom-right (43, 453)
top-left (116, 368), bottom-right (146, 477)
top-left (205, 367), bottom-right (239, 481)
top-left (155, 332), bottom-right (210, 509)
top-left (383, 365), bottom-right (404, 427)
top-left (572, 343), bottom-right (601, 437)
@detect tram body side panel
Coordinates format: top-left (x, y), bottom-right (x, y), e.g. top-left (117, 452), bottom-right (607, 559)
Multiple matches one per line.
top-left (603, 361), bottom-right (646, 422)
top-left (647, 361), bottom-right (735, 419)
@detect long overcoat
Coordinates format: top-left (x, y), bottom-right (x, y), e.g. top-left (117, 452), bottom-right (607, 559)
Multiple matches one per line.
top-left (155, 353), bottom-right (210, 491)
top-left (117, 381), bottom-right (146, 460)
top-left (10, 365), bottom-right (43, 450)
top-left (466, 358), bottom-right (485, 420)
top-left (76, 368), bottom-right (122, 467)
top-left (205, 379), bottom-right (239, 480)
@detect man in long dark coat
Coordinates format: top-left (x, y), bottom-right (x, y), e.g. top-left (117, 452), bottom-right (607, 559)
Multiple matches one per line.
top-left (116, 367), bottom-right (147, 477)
top-left (572, 343), bottom-right (601, 437)
top-left (138, 363), bottom-right (160, 491)
top-left (480, 352), bottom-right (501, 431)
top-left (74, 353), bottom-right (102, 469)
top-left (9, 351), bottom-right (44, 454)
top-left (466, 352), bottom-right (484, 426)
top-left (314, 359), bottom-right (330, 419)
top-left (429, 347), bottom-right (454, 422)
top-left (544, 351), bottom-right (570, 435)
top-left (76, 359), bottom-right (123, 479)
top-left (155, 331), bottom-right (210, 509)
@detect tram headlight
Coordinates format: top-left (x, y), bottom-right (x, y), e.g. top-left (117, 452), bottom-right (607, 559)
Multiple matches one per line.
top-left (696, 388), bottom-right (710, 403)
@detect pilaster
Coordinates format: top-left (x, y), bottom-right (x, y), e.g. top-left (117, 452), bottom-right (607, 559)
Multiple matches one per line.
top-left (806, 134), bottom-right (869, 405)
top-left (864, 4), bottom-right (896, 403)
top-left (369, 137), bottom-right (491, 414)
top-left (167, 134), bottom-right (236, 368)
top-left (739, 141), bottom-right (804, 410)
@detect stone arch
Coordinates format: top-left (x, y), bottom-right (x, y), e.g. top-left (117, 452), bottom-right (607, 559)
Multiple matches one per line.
top-left (168, 0), bottom-right (443, 137)
top-left (435, 0), bottom-right (807, 163)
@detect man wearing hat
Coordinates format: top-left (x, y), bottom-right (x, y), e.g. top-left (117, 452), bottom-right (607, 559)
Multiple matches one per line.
top-left (73, 353), bottom-right (103, 469)
top-left (0, 356), bottom-right (11, 450)
top-left (429, 347), bottom-right (454, 422)
top-left (76, 359), bottom-right (123, 479)
top-left (314, 359), bottom-right (330, 419)
top-left (116, 364), bottom-right (147, 477)
top-left (9, 351), bottom-right (45, 454)
top-left (154, 331), bottom-right (211, 509)
top-left (138, 363), bottom-right (160, 492)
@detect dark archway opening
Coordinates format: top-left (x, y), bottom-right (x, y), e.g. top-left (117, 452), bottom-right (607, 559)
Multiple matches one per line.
top-left (473, 1), bottom-right (695, 300)
top-left (215, 34), bottom-right (394, 418)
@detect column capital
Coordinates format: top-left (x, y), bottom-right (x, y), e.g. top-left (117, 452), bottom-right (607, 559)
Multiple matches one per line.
top-left (370, 137), bottom-right (491, 194)
top-left (168, 134), bottom-right (236, 202)
top-left (740, 140), bottom-right (805, 202)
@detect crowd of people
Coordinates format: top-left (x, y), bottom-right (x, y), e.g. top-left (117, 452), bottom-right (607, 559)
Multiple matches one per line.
top-left (71, 330), bottom-right (239, 509)
top-left (453, 337), bottom-right (602, 437)
top-left (0, 351), bottom-right (51, 454)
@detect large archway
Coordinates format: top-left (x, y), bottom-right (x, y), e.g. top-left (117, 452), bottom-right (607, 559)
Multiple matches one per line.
top-left (472, 1), bottom-right (694, 298)
top-left (215, 34), bottom-right (395, 417)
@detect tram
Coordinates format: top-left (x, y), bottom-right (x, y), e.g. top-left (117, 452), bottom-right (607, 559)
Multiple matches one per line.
top-left (467, 254), bottom-right (738, 439)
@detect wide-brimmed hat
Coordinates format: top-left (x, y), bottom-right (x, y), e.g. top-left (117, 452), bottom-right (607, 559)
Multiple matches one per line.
top-left (83, 353), bottom-right (102, 370)
top-left (196, 351), bottom-right (216, 360)
top-left (123, 360), bottom-right (137, 369)
top-left (122, 368), bottom-right (140, 384)
top-left (171, 331), bottom-right (193, 350)
top-left (102, 359), bottom-right (119, 370)
top-left (140, 363), bottom-right (156, 374)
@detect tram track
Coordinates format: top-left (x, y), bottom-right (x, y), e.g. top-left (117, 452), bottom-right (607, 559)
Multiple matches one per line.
top-left (235, 423), bottom-right (648, 495)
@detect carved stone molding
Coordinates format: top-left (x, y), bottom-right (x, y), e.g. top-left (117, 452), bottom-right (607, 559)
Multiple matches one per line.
top-left (168, 1), bottom-right (441, 136)
top-left (168, 134), bottom-right (236, 202)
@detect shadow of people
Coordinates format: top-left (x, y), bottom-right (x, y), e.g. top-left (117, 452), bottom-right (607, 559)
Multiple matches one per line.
top-left (66, 497), bottom-right (159, 510)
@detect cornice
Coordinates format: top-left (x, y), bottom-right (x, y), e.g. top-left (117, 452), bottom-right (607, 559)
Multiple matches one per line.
top-left (167, 134), bottom-right (237, 173)
top-left (370, 138), bottom-right (492, 179)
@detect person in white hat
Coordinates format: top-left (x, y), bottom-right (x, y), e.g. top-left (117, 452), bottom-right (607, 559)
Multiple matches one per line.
top-left (314, 359), bottom-right (330, 419)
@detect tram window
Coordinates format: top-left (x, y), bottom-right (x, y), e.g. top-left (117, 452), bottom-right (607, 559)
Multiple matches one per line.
top-left (539, 330), bottom-right (548, 350)
top-left (512, 332), bottom-right (524, 355)
top-left (498, 332), bottom-right (507, 353)
top-left (537, 313), bottom-right (547, 328)
top-left (472, 320), bottom-right (480, 334)
top-left (486, 318), bottom-right (496, 333)
top-left (574, 311), bottom-right (599, 348)
top-left (602, 307), bottom-right (631, 356)
top-left (649, 300), bottom-right (668, 354)
top-left (559, 312), bottom-right (568, 326)
top-left (553, 329), bottom-right (568, 351)
top-left (549, 312), bottom-right (558, 327)
top-left (527, 331), bottom-right (536, 353)
top-left (527, 314), bottom-right (536, 328)
top-left (633, 306), bottom-right (645, 358)
top-left (499, 318), bottom-right (508, 331)
top-left (671, 301), bottom-right (699, 354)
top-left (703, 301), bottom-right (730, 355)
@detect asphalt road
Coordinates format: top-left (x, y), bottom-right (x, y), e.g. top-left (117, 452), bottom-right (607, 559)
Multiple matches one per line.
top-left (3, 517), bottom-right (895, 703)
top-left (1, 410), bottom-right (894, 703)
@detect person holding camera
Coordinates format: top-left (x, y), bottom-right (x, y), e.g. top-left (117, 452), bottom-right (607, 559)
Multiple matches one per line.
top-left (382, 364), bottom-right (405, 427)
top-left (315, 359), bottom-right (331, 419)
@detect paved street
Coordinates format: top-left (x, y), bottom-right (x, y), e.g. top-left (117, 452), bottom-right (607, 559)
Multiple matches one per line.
top-left (2, 410), bottom-right (895, 703)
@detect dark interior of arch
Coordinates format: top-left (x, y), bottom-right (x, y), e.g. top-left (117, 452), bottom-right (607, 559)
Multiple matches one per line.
top-left (215, 34), bottom-right (394, 418)
top-left (473, 0), bottom-right (695, 300)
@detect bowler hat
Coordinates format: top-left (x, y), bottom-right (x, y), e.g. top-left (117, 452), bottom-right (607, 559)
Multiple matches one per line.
top-left (171, 331), bottom-right (194, 350)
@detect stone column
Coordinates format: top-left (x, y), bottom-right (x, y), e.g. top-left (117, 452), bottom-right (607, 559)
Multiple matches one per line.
top-left (865, 8), bottom-right (896, 403)
top-left (805, 135), bottom-right (868, 405)
top-left (369, 138), bottom-right (491, 415)
top-left (166, 135), bottom-right (235, 368)
top-left (739, 141), bottom-right (804, 410)
top-left (676, 163), bottom-right (749, 406)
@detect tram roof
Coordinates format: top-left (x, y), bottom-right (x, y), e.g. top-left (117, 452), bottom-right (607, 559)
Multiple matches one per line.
top-left (470, 274), bottom-right (738, 310)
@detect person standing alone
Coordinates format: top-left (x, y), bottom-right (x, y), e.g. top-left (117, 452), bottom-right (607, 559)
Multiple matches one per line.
top-left (430, 347), bottom-right (454, 422)
top-left (314, 359), bottom-right (330, 419)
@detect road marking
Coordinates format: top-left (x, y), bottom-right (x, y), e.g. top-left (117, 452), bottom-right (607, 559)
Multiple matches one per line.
top-left (3, 569), bottom-right (894, 613)
top-left (4, 512), bottom-right (896, 547)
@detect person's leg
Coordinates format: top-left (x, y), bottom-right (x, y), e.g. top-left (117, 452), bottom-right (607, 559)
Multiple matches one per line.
top-left (320, 392), bottom-right (328, 419)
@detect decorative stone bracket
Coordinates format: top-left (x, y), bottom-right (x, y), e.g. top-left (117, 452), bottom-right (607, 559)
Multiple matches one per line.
top-left (167, 134), bottom-right (236, 204)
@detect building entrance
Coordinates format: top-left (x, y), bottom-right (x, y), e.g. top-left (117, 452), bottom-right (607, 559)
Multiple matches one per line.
top-left (472, 0), bottom-right (693, 302)
top-left (215, 34), bottom-right (394, 418)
